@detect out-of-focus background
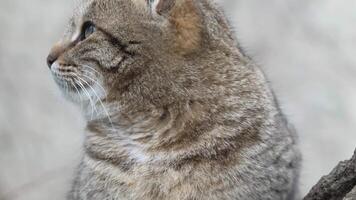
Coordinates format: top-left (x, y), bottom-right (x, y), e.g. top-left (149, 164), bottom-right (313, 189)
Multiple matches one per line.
top-left (0, 0), bottom-right (355, 199)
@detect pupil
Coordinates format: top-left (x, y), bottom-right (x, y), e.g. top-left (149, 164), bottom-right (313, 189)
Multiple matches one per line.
top-left (85, 25), bottom-right (94, 37)
top-left (81, 21), bottom-right (95, 40)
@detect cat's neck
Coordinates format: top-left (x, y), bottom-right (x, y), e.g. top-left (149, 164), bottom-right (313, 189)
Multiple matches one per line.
top-left (82, 100), bottom-right (223, 166)
top-left (83, 103), bottom-right (182, 164)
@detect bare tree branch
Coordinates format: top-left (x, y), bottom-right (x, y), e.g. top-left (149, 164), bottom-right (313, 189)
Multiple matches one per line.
top-left (304, 148), bottom-right (356, 200)
top-left (344, 186), bottom-right (356, 200)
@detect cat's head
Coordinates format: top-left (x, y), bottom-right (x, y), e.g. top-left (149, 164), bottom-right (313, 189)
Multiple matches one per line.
top-left (47, 0), bottom-right (237, 118)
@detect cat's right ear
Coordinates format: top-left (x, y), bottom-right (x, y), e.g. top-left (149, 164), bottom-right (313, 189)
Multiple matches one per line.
top-left (131, 0), bottom-right (172, 14)
top-left (145, 0), bottom-right (203, 54)
top-left (145, 0), bottom-right (175, 15)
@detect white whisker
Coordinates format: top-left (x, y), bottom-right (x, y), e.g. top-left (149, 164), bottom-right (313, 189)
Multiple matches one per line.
top-left (70, 80), bottom-right (84, 109)
top-left (80, 73), bottom-right (107, 96)
top-left (76, 75), bottom-right (114, 129)
top-left (82, 65), bottom-right (101, 75)
top-left (72, 74), bottom-right (97, 119)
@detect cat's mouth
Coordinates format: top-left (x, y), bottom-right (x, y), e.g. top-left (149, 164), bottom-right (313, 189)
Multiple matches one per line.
top-left (51, 63), bottom-right (86, 91)
top-left (50, 62), bottom-right (106, 103)
top-left (52, 72), bottom-right (85, 92)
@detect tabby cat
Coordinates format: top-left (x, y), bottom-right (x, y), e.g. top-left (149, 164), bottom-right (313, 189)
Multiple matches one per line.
top-left (47, 0), bottom-right (301, 199)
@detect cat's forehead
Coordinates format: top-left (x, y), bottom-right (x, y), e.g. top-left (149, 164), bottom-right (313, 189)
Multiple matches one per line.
top-left (74, 0), bottom-right (93, 17)
top-left (64, 0), bottom-right (150, 38)
top-left (73, 0), bottom-right (148, 17)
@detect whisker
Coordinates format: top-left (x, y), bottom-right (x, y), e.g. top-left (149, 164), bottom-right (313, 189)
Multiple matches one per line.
top-left (80, 68), bottom-right (97, 78)
top-left (70, 79), bottom-right (84, 110)
top-left (64, 80), bottom-right (71, 95)
top-left (72, 74), bottom-right (97, 119)
top-left (80, 73), bottom-right (107, 97)
top-left (82, 65), bottom-right (101, 75)
top-left (76, 75), bottom-right (115, 129)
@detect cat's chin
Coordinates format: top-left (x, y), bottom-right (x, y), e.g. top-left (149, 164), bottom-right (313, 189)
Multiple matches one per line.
top-left (67, 93), bottom-right (83, 103)
top-left (57, 86), bottom-right (84, 104)
top-left (52, 75), bottom-right (105, 104)
top-left (60, 89), bottom-right (100, 119)
top-left (55, 81), bottom-right (112, 121)
top-left (52, 81), bottom-right (84, 104)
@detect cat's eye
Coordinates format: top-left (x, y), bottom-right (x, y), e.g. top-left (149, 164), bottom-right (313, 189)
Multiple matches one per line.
top-left (81, 21), bottom-right (96, 41)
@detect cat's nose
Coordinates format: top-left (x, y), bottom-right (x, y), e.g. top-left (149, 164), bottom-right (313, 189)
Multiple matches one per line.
top-left (47, 54), bottom-right (57, 69)
top-left (47, 42), bottom-right (69, 69)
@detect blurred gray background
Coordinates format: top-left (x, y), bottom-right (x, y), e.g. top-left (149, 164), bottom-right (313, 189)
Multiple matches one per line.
top-left (0, 0), bottom-right (355, 199)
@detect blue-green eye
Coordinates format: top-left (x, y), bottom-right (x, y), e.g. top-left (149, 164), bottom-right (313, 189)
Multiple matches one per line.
top-left (81, 21), bottom-right (96, 40)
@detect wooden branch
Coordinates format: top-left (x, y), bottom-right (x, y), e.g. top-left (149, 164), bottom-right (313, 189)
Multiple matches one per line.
top-left (304, 148), bottom-right (356, 200)
top-left (344, 186), bottom-right (356, 200)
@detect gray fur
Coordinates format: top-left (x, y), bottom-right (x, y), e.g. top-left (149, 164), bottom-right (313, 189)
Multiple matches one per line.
top-left (47, 0), bottom-right (301, 199)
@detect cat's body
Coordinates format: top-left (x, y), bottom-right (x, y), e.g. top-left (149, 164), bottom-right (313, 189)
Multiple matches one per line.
top-left (47, 0), bottom-right (300, 199)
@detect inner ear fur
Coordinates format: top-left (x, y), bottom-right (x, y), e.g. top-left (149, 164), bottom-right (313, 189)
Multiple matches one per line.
top-left (158, 0), bottom-right (203, 55)
top-left (155, 0), bottom-right (175, 15)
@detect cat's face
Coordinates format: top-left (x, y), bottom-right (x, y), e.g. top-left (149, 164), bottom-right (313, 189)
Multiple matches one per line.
top-left (47, 0), bottom-right (231, 118)
top-left (47, 0), bottom-right (163, 103)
